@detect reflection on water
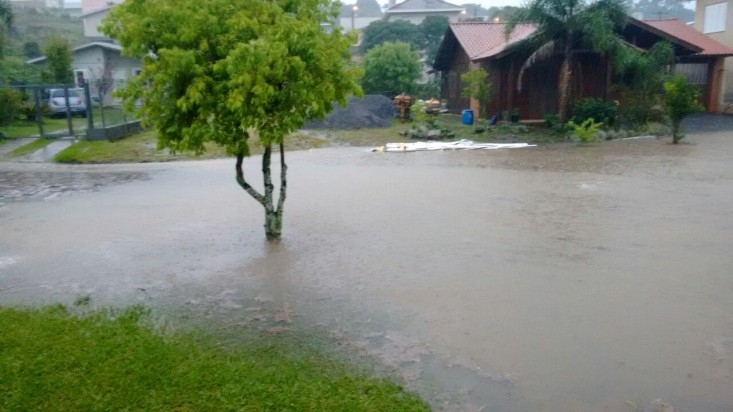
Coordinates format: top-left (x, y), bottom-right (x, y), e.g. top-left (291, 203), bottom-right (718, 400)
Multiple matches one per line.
top-left (1, 134), bottom-right (733, 411)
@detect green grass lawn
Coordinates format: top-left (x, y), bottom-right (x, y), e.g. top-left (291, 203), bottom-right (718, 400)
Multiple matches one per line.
top-left (0, 117), bottom-right (88, 139)
top-left (47, 115), bottom-right (564, 164)
top-left (0, 305), bottom-right (428, 411)
top-left (4, 138), bottom-right (55, 158)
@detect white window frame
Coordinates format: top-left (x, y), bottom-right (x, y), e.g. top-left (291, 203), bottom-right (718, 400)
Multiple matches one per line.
top-left (703, 2), bottom-right (727, 34)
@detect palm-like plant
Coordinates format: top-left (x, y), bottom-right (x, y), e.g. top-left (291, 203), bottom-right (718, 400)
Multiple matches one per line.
top-left (504, 0), bottom-right (628, 122)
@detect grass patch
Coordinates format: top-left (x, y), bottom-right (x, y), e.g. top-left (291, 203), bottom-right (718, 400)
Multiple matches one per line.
top-left (50, 115), bottom-right (569, 164)
top-left (0, 117), bottom-right (88, 138)
top-left (54, 130), bottom-right (229, 163)
top-left (6, 138), bottom-right (55, 158)
top-left (0, 305), bottom-right (428, 411)
top-left (53, 129), bottom-right (333, 164)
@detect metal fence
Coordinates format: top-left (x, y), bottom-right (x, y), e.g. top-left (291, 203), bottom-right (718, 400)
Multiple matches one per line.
top-left (0, 81), bottom-right (140, 140)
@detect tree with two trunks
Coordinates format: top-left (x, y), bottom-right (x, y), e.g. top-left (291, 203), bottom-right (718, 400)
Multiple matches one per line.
top-left (103, 0), bottom-right (362, 241)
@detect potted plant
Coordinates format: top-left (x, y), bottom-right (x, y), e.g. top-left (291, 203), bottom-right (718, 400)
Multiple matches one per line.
top-left (510, 107), bottom-right (520, 123)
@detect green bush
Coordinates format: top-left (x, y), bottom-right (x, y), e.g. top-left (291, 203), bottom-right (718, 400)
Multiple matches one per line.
top-left (663, 75), bottom-right (704, 144)
top-left (615, 90), bottom-right (665, 129)
top-left (566, 118), bottom-right (603, 144)
top-left (0, 88), bottom-right (23, 126)
top-left (570, 97), bottom-right (616, 127)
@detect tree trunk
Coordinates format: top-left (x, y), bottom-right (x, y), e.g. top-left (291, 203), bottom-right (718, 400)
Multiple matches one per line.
top-left (235, 142), bottom-right (288, 241)
top-left (672, 121), bottom-right (682, 144)
top-left (558, 55), bottom-right (572, 123)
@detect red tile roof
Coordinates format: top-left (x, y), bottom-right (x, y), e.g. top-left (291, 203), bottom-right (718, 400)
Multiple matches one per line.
top-left (633, 18), bottom-right (733, 56)
top-left (446, 18), bottom-right (733, 63)
top-left (449, 22), bottom-right (536, 61)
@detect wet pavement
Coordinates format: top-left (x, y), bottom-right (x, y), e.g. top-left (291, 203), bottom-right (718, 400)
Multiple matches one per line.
top-left (1, 125), bottom-right (733, 411)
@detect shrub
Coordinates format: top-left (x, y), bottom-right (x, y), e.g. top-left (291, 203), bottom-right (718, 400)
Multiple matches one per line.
top-left (570, 97), bottom-right (616, 127)
top-left (663, 75), bottom-right (704, 144)
top-left (566, 118), bottom-right (603, 144)
top-left (0, 88), bottom-right (23, 126)
top-left (461, 68), bottom-right (492, 119)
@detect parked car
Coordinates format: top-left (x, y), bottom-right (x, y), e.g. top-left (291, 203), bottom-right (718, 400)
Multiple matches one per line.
top-left (47, 88), bottom-right (87, 117)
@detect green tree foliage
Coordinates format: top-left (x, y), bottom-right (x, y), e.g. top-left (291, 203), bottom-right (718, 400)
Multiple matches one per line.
top-left (42, 37), bottom-right (73, 83)
top-left (0, 87), bottom-right (22, 126)
top-left (663, 74), bottom-right (703, 144)
top-left (614, 41), bottom-right (674, 126)
top-left (631, 0), bottom-right (693, 22)
top-left (504, 0), bottom-right (629, 122)
top-left (361, 41), bottom-right (421, 97)
top-left (570, 97), bottom-right (617, 126)
top-left (102, 0), bottom-right (362, 240)
top-left (461, 68), bottom-right (492, 118)
top-left (418, 15), bottom-right (449, 62)
top-left (23, 41), bottom-right (42, 58)
top-left (0, 0), bottom-right (13, 59)
top-left (0, 57), bottom-right (42, 84)
top-left (360, 20), bottom-right (422, 54)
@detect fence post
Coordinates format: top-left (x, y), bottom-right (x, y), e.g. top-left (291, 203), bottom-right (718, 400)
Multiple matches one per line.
top-left (64, 86), bottom-right (74, 137)
top-left (84, 82), bottom-right (93, 131)
top-left (33, 87), bottom-right (45, 137)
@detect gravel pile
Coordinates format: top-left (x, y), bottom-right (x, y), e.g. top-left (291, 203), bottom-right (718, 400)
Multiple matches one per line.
top-left (302, 95), bottom-right (396, 130)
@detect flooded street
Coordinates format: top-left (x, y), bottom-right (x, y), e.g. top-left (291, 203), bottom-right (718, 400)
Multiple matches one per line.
top-left (1, 132), bottom-right (733, 410)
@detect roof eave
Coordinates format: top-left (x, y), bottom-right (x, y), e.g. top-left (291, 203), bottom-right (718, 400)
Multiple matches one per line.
top-left (627, 17), bottom-right (703, 54)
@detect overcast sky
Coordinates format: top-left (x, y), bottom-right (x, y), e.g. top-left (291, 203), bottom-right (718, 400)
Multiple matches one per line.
top-left (468, 0), bottom-right (696, 10)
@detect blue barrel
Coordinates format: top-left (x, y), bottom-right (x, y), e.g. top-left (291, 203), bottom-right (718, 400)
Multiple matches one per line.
top-left (461, 109), bottom-right (474, 125)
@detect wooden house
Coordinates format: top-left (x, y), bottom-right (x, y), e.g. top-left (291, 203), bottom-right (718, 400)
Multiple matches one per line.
top-left (432, 17), bottom-right (733, 120)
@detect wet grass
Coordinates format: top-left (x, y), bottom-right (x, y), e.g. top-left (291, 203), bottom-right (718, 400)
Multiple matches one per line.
top-left (0, 117), bottom-right (87, 139)
top-left (0, 305), bottom-right (429, 411)
top-left (49, 115), bottom-right (565, 164)
top-left (5, 138), bottom-right (55, 158)
top-left (54, 130), bottom-right (228, 163)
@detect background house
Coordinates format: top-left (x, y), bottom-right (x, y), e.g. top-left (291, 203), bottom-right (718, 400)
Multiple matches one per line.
top-left (382, 0), bottom-right (464, 24)
top-left (695, 0), bottom-right (733, 111)
top-left (26, 1), bottom-right (139, 105)
top-left (433, 17), bottom-right (733, 120)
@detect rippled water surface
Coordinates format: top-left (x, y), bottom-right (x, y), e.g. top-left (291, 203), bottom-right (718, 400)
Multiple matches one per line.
top-left (2, 133), bottom-right (732, 410)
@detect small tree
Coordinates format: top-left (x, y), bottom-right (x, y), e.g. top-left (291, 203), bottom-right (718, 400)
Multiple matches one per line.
top-left (0, 87), bottom-right (22, 126)
top-left (43, 37), bottom-right (73, 84)
top-left (614, 41), bottom-right (674, 127)
top-left (663, 74), bottom-right (704, 144)
top-left (103, 0), bottom-right (362, 241)
top-left (361, 41), bottom-right (421, 96)
top-left (461, 68), bottom-right (492, 119)
top-left (23, 41), bottom-right (42, 59)
top-left (418, 15), bottom-right (449, 62)
top-left (360, 20), bottom-right (422, 54)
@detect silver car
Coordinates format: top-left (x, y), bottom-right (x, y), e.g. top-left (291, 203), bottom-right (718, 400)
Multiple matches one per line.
top-left (48, 88), bottom-right (87, 117)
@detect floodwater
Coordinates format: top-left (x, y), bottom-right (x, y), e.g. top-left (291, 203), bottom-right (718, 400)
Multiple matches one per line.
top-left (1, 132), bottom-right (733, 411)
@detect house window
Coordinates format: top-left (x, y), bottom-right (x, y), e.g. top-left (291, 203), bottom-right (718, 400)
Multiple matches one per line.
top-left (675, 63), bottom-right (709, 85)
top-left (703, 2), bottom-right (727, 34)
